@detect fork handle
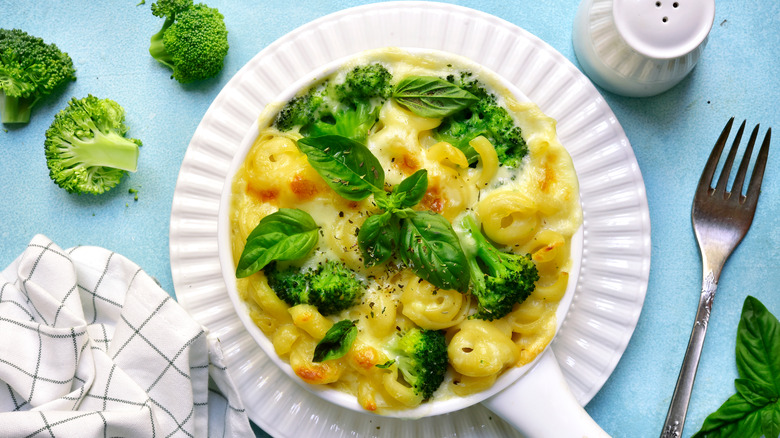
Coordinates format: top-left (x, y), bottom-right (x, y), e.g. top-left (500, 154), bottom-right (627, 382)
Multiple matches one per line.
top-left (660, 272), bottom-right (718, 438)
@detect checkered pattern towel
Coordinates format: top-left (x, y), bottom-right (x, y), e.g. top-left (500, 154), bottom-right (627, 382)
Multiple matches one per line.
top-left (0, 235), bottom-right (253, 437)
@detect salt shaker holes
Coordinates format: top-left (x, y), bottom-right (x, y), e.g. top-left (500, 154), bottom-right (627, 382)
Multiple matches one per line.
top-left (572, 0), bottom-right (715, 96)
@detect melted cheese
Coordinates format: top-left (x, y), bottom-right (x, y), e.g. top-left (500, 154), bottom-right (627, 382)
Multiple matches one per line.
top-left (229, 47), bottom-right (582, 413)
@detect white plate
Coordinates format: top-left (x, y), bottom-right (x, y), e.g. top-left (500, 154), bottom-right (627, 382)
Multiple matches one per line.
top-left (168, 2), bottom-right (651, 437)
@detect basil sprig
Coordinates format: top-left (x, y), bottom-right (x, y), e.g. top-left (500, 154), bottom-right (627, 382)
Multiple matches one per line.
top-left (235, 208), bottom-right (319, 278)
top-left (393, 76), bottom-right (478, 118)
top-left (693, 296), bottom-right (780, 438)
top-left (313, 319), bottom-right (358, 362)
top-left (296, 133), bottom-right (468, 291)
top-left (359, 170), bottom-right (468, 291)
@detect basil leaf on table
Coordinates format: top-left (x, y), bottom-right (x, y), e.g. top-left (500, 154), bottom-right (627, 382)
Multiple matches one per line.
top-left (392, 76), bottom-right (478, 118)
top-left (358, 211), bottom-right (399, 266)
top-left (312, 319), bottom-right (358, 362)
top-left (398, 210), bottom-right (469, 292)
top-left (693, 296), bottom-right (780, 438)
top-left (297, 135), bottom-right (385, 201)
top-left (235, 208), bottom-right (319, 278)
top-left (735, 296), bottom-right (780, 392)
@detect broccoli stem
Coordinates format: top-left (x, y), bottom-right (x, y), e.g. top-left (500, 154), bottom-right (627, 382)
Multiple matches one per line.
top-left (463, 215), bottom-right (491, 252)
top-left (149, 22), bottom-right (174, 69)
top-left (1, 93), bottom-right (34, 124)
top-left (61, 131), bottom-right (139, 172)
top-left (463, 215), bottom-right (490, 283)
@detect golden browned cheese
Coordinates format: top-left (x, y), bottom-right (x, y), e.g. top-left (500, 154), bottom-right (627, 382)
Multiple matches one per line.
top-left (229, 48), bottom-right (582, 413)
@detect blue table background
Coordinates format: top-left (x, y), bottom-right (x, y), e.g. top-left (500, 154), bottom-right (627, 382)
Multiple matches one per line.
top-left (1, 1), bottom-right (779, 437)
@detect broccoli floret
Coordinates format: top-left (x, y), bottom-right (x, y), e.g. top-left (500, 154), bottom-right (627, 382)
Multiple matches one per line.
top-left (307, 260), bottom-right (365, 315)
top-left (44, 95), bottom-right (142, 195)
top-left (433, 74), bottom-right (528, 168)
top-left (148, 0), bottom-right (229, 83)
top-left (150, 0), bottom-right (192, 19)
top-left (264, 261), bottom-right (309, 306)
top-left (273, 63), bottom-right (392, 143)
top-left (462, 215), bottom-right (539, 321)
top-left (0, 28), bottom-right (76, 124)
top-left (385, 328), bottom-right (448, 400)
top-left (264, 259), bottom-right (364, 316)
top-left (335, 63), bottom-right (393, 103)
top-left (273, 91), bottom-right (325, 132)
top-left (304, 99), bottom-right (380, 142)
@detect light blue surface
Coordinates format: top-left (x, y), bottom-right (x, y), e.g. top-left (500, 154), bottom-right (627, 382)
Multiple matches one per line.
top-left (1, 1), bottom-right (779, 437)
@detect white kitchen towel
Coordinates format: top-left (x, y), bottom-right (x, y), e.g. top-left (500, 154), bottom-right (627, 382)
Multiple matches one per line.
top-left (0, 235), bottom-right (253, 437)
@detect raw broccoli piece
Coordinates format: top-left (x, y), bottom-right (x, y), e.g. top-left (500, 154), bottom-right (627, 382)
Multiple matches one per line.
top-left (461, 215), bottom-right (539, 321)
top-left (264, 259), bottom-right (364, 316)
top-left (433, 73), bottom-right (528, 168)
top-left (273, 63), bottom-right (392, 143)
top-left (148, 0), bottom-right (229, 83)
top-left (385, 328), bottom-right (448, 400)
top-left (0, 28), bottom-right (76, 124)
top-left (44, 95), bottom-right (142, 195)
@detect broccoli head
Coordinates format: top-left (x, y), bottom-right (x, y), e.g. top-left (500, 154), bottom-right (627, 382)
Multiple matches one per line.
top-left (149, 1), bottom-right (229, 84)
top-left (150, 0), bottom-right (193, 21)
top-left (273, 63), bottom-right (392, 143)
top-left (433, 74), bottom-right (528, 168)
top-left (386, 328), bottom-right (448, 400)
top-left (264, 261), bottom-right (309, 307)
top-left (44, 95), bottom-right (142, 195)
top-left (303, 99), bottom-right (380, 142)
top-left (264, 259), bottom-right (364, 316)
top-left (0, 28), bottom-right (76, 124)
top-left (307, 260), bottom-right (365, 316)
top-left (273, 91), bottom-right (325, 132)
top-left (335, 63), bottom-right (393, 104)
top-left (462, 215), bottom-right (539, 321)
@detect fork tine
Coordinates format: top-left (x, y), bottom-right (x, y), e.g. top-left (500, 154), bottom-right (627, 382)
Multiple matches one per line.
top-left (714, 120), bottom-right (746, 194)
top-left (745, 127), bottom-right (772, 206)
top-left (698, 117), bottom-right (734, 193)
top-left (731, 124), bottom-right (759, 199)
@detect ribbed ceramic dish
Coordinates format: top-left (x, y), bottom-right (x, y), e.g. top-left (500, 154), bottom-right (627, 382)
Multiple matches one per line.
top-left (169, 2), bottom-right (651, 437)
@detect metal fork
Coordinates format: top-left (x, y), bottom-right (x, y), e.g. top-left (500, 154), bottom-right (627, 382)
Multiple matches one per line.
top-left (660, 118), bottom-right (772, 438)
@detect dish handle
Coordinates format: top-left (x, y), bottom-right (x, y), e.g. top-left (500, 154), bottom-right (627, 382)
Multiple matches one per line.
top-left (481, 348), bottom-right (610, 438)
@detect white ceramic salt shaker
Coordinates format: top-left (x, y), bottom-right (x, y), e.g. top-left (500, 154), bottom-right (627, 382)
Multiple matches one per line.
top-left (573, 0), bottom-right (715, 97)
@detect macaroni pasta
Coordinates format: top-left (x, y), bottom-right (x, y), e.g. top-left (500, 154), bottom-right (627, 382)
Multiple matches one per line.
top-left (229, 48), bottom-right (582, 413)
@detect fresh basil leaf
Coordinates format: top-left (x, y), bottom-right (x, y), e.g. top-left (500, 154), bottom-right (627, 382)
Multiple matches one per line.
top-left (358, 211), bottom-right (399, 266)
top-left (297, 135), bottom-right (385, 201)
top-left (312, 319), bottom-right (358, 362)
top-left (693, 392), bottom-right (764, 438)
top-left (393, 76), bottom-right (478, 118)
top-left (693, 296), bottom-right (780, 438)
top-left (236, 208), bottom-right (319, 278)
top-left (736, 296), bottom-right (780, 391)
top-left (373, 189), bottom-right (394, 211)
top-left (735, 378), bottom-right (777, 406)
top-left (761, 404), bottom-right (780, 438)
top-left (393, 169), bottom-right (428, 208)
top-left (392, 207), bottom-right (418, 219)
top-left (374, 170), bottom-right (428, 212)
top-left (398, 210), bottom-right (469, 291)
